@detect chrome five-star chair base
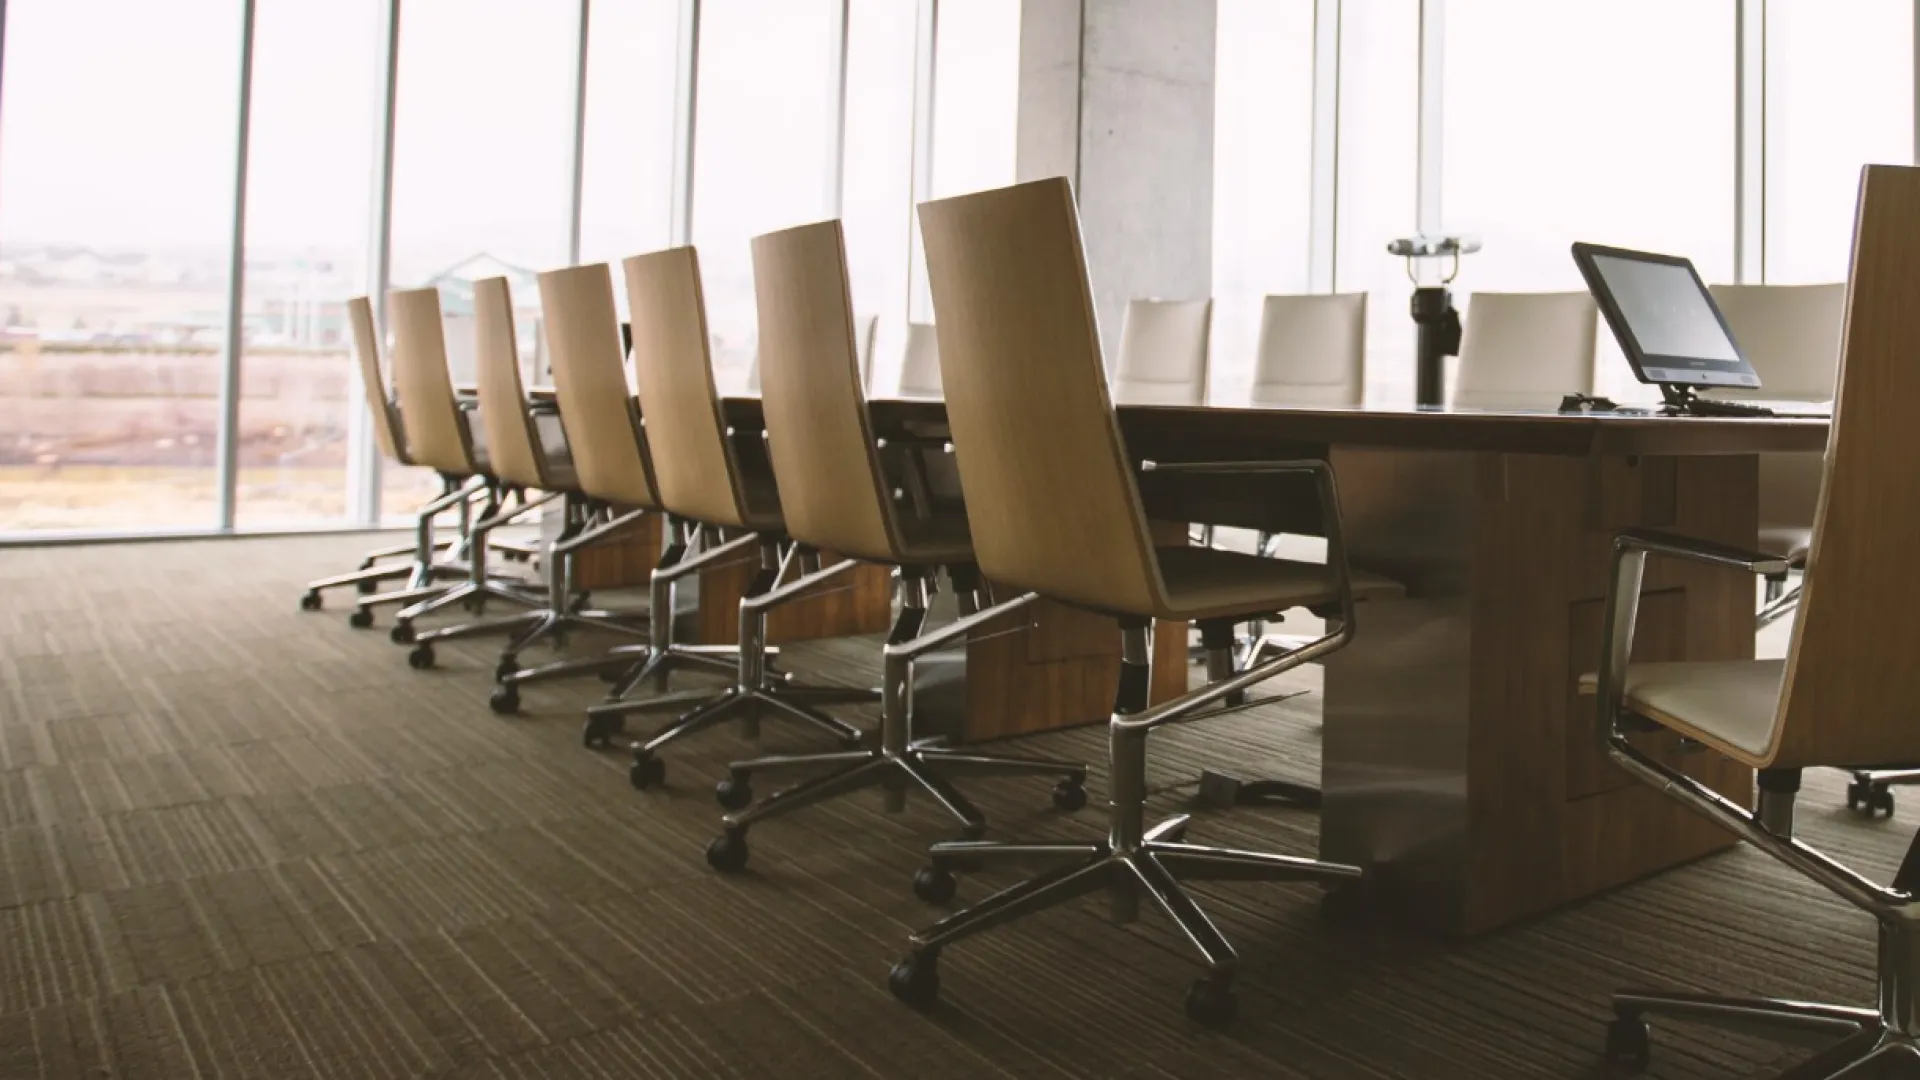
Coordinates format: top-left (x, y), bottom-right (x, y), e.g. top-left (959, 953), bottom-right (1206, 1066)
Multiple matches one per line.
top-left (602, 540), bottom-right (877, 791)
top-left (889, 624), bottom-right (1362, 1028)
top-left (704, 581), bottom-right (1087, 875)
top-left (571, 524), bottom-right (778, 751)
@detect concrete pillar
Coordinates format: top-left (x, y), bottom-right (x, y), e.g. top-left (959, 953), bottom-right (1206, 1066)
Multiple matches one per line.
top-left (1017, 0), bottom-right (1217, 354)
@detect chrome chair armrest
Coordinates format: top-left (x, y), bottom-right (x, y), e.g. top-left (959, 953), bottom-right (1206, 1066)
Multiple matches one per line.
top-left (1614, 527), bottom-right (1791, 576)
top-left (1596, 528), bottom-right (1789, 747)
top-left (1117, 458), bottom-right (1357, 734)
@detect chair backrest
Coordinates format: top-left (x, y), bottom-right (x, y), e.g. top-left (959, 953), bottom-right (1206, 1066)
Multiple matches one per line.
top-left (1771, 164), bottom-right (1920, 769)
top-left (898, 322), bottom-right (942, 397)
top-left (853, 311), bottom-right (879, 390)
top-left (387, 286), bottom-right (474, 476)
top-left (538, 263), bottom-right (658, 508)
top-left (1112, 298), bottom-right (1212, 406)
top-left (918, 177), bottom-right (1163, 614)
top-left (346, 296), bottom-right (410, 466)
top-left (1453, 291), bottom-right (1597, 410)
top-left (750, 221), bottom-right (899, 562)
top-left (471, 276), bottom-right (548, 491)
top-left (1706, 282), bottom-right (1844, 402)
top-left (1249, 293), bottom-right (1368, 406)
top-left (621, 247), bottom-right (756, 528)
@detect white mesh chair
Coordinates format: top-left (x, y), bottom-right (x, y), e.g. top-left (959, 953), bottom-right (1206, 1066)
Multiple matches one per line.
top-left (1111, 298), bottom-right (1213, 405)
top-left (898, 321), bottom-right (943, 397)
top-left (1452, 292), bottom-right (1598, 410)
top-left (1708, 282), bottom-right (1843, 626)
top-left (1248, 293), bottom-right (1368, 407)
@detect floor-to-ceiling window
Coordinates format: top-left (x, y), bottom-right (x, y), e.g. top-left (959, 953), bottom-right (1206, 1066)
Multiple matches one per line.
top-left (1210, 0), bottom-right (1315, 402)
top-left (1335, 0), bottom-right (1421, 405)
top-left (578, 0), bottom-right (683, 305)
top-left (1441, 0), bottom-right (1735, 399)
top-left (907, 0), bottom-right (1021, 325)
top-left (1764, 0), bottom-right (1914, 284)
top-left (0, 0), bottom-right (245, 532)
top-left (690, 0), bottom-right (843, 390)
top-left (236, 0), bottom-right (385, 528)
top-left (841, 0), bottom-right (920, 393)
top-left (385, 0), bottom-right (580, 516)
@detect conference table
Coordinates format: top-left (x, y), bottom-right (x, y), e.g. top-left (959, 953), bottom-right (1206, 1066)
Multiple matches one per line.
top-left (846, 396), bottom-right (1827, 936)
top-left (514, 383), bottom-right (1828, 935)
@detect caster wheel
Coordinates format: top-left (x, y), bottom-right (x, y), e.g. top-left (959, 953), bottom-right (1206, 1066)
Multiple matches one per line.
top-left (349, 609), bottom-right (374, 630)
top-left (582, 714), bottom-right (624, 749)
top-left (407, 644), bottom-right (435, 670)
top-left (888, 953), bottom-right (940, 1011)
top-left (489, 686), bottom-right (520, 715)
top-left (390, 621), bottom-right (415, 645)
top-left (1052, 777), bottom-right (1088, 812)
top-left (494, 657), bottom-right (518, 682)
top-left (1184, 977), bottom-right (1238, 1027)
top-left (299, 591), bottom-right (322, 612)
top-left (1603, 1015), bottom-right (1651, 1072)
top-left (357, 578), bottom-right (380, 595)
top-left (912, 865), bottom-right (957, 905)
top-left (629, 753), bottom-right (666, 790)
top-left (1874, 787), bottom-right (1897, 818)
top-left (714, 775), bottom-right (753, 811)
top-left (706, 830), bottom-right (750, 873)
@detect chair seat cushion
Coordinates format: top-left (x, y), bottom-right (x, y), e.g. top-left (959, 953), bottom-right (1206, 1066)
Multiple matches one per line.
top-left (1614, 659), bottom-right (1784, 759)
top-left (1151, 546), bottom-right (1341, 621)
top-left (1759, 525), bottom-right (1811, 565)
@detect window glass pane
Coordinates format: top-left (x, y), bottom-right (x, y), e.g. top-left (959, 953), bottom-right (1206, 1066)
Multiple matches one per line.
top-left (842, 0), bottom-right (918, 392)
top-left (386, 0), bottom-right (578, 517)
top-left (1442, 0), bottom-right (1733, 399)
top-left (1210, 0), bottom-right (1314, 401)
top-left (237, 0), bottom-right (383, 528)
top-left (691, 0), bottom-right (842, 388)
top-left (909, 0), bottom-right (1020, 324)
top-left (579, 0), bottom-right (682, 314)
top-left (930, 0), bottom-right (1019, 199)
top-left (0, 0), bottom-right (242, 532)
top-left (1765, 0), bottom-right (1913, 283)
top-left (1335, 0), bottom-right (1420, 404)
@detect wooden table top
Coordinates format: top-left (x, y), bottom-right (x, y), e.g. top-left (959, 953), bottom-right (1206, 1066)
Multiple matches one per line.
top-left (461, 386), bottom-right (1828, 458)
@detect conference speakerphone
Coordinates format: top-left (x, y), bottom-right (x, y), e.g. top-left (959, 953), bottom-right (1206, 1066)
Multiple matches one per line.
top-left (1569, 241), bottom-right (1823, 419)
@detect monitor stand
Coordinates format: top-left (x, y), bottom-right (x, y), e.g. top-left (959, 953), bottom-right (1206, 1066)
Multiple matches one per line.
top-left (1658, 384), bottom-right (1705, 415)
top-left (1657, 383), bottom-right (1775, 418)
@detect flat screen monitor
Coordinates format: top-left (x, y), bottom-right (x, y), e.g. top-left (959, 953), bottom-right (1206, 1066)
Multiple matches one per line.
top-left (1571, 242), bottom-right (1760, 391)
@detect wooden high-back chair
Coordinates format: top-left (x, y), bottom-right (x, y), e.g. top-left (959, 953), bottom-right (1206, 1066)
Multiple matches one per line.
top-left (346, 296), bottom-right (411, 466)
top-left (538, 263), bottom-right (658, 510)
top-left (915, 178), bottom-right (1170, 618)
top-left (750, 220), bottom-right (962, 565)
top-left (895, 175), bottom-right (1365, 1024)
top-left (1593, 164), bottom-right (1920, 1075)
top-left (621, 247), bottom-right (778, 531)
top-left (388, 287), bottom-right (477, 477)
top-left (701, 218), bottom-right (1081, 871)
top-left (472, 277), bottom-right (550, 493)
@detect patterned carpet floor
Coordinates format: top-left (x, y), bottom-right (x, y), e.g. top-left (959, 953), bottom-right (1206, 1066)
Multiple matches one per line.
top-left (0, 533), bottom-right (1905, 1078)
